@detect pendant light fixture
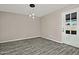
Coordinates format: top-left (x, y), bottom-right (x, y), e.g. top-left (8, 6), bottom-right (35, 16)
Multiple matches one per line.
top-left (29, 4), bottom-right (35, 19)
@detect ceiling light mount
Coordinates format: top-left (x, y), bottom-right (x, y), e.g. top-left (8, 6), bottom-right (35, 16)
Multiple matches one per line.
top-left (29, 4), bottom-right (35, 8)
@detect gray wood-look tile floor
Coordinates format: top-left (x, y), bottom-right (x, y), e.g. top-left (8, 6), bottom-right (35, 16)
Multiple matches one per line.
top-left (0, 37), bottom-right (79, 55)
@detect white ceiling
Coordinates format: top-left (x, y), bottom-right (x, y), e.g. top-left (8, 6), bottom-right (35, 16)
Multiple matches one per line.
top-left (0, 4), bottom-right (69, 17)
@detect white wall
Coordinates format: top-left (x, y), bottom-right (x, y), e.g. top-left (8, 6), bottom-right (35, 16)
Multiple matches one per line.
top-left (0, 12), bottom-right (40, 43)
top-left (41, 5), bottom-right (79, 43)
top-left (41, 11), bottom-right (62, 43)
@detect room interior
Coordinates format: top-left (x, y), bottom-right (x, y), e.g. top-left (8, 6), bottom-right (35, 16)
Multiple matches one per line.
top-left (0, 4), bottom-right (79, 55)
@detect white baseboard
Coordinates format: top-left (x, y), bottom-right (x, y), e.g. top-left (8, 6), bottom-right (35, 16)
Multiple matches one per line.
top-left (0, 36), bottom-right (62, 44)
top-left (0, 36), bottom-right (40, 43)
top-left (41, 36), bottom-right (63, 43)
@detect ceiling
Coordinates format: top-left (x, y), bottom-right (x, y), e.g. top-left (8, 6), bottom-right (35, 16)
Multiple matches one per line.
top-left (0, 4), bottom-right (70, 17)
